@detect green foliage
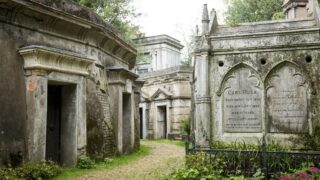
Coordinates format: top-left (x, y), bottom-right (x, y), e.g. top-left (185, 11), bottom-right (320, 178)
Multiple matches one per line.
top-left (0, 167), bottom-right (17, 180)
top-left (228, 176), bottom-right (246, 180)
top-left (290, 127), bottom-right (320, 151)
top-left (1, 161), bottom-right (61, 180)
top-left (211, 139), bottom-right (291, 152)
top-left (267, 140), bottom-right (291, 152)
top-left (272, 12), bottom-right (285, 20)
top-left (252, 168), bottom-right (264, 180)
top-left (211, 140), bottom-right (258, 150)
top-left (209, 140), bottom-right (299, 177)
top-left (168, 167), bottom-right (222, 180)
top-left (169, 152), bottom-right (262, 179)
top-left (73, 0), bottom-right (143, 40)
top-left (103, 157), bottom-right (113, 165)
top-left (179, 28), bottom-right (196, 65)
top-left (168, 152), bottom-right (222, 179)
top-left (180, 117), bottom-right (191, 135)
top-left (77, 156), bottom-right (95, 169)
top-left (18, 161), bottom-right (61, 180)
top-left (225, 0), bottom-right (283, 24)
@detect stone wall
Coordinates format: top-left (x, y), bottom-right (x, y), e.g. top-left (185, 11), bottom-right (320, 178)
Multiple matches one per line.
top-left (0, 29), bottom-right (26, 166)
top-left (86, 79), bottom-right (116, 160)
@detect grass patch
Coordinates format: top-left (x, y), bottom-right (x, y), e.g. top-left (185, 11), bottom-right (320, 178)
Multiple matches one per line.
top-left (144, 139), bottom-right (186, 147)
top-left (53, 144), bottom-right (151, 180)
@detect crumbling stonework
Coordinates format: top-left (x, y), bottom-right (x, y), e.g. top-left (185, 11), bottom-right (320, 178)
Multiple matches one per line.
top-left (0, 0), bottom-right (141, 167)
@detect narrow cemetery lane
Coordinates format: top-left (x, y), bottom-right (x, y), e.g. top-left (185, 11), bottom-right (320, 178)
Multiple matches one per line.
top-left (78, 141), bottom-right (184, 180)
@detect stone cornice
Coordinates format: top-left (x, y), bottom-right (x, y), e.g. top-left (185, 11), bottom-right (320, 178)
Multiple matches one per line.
top-left (283, 0), bottom-right (309, 13)
top-left (1, 0), bottom-right (137, 69)
top-left (209, 27), bottom-right (319, 40)
top-left (107, 66), bottom-right (139, 80)
top-left (211, 43), bottom-right (320, 55)
top-left (19, 45), bottom-right (94, 76)
top-left (138, 65), bottom-right (193, 79)
top-left (133, 35), bottom-right (184, 50)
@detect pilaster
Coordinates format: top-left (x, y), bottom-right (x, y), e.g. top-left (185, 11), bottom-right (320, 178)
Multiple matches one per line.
top-left (25, 70), bottom-right (48, 162)
top-left (194, 47), bottom-right (211, 148)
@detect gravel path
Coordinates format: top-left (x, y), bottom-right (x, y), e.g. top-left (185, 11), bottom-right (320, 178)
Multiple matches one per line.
top-left (78, 141), bottom-right (184, 180)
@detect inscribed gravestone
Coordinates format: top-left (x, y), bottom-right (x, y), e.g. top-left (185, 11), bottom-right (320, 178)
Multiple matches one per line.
top-left (266, 64), bottom-right (308, 133)
top-left (223, 67), bottom-right (262, 132)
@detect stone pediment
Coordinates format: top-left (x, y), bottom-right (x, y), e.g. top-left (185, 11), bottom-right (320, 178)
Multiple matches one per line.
top-left (19, 45), bottom-right (94, 76)
top-left (151, 88), bottom-right (173, 100)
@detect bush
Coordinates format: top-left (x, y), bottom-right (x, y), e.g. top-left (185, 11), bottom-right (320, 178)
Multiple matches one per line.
top-left (168, 167), bottom-right (223, 180)
top-left (0, 167), bottom-right (17, 180)
top-left (167, 152), bottom-right (223, 180)
top-left (0, 161), bottom-right (61, 180)
top-left (17, 161), bottom-right (61, 180)
top-left (77, 156), bottom-right (95, 169)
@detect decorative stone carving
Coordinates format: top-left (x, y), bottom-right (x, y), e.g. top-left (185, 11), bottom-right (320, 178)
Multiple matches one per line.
top-left (266, 63), bottom-right (309, 133)
top-left (19, 45), bottom-right (94, 76)
top-left (220, 65), bottom-right (263, 133)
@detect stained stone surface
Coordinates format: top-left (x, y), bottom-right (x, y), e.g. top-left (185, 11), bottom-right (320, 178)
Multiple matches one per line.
top-left (222, 67), bottom-right (262, 133)
top-left (266, 64), bottom-right (309, 133)
top-left (193, 2), bottom-right (320, 146)
top-left (0, 0), bottom-right (140, 166)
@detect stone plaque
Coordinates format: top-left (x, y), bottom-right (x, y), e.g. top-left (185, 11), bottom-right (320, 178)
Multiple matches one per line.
top-left (266, 64), bottom-right (308, 133)
top-left (222, 67), bottom-right (262, 132)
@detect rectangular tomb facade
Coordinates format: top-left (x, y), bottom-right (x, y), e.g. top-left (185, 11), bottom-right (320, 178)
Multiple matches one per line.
top-left (134, 35), bottom-right (193, 140)
top-left (138, 66), bottom-right (193, 139)
top-left (0, 0), bottom-right (142, 167)
top-left (193, 1), bottom-right (320, 147)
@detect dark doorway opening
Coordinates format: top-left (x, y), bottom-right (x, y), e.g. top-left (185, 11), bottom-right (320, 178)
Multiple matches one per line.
top-left (46, 85), bottom-right (62, 164)
top-left (46, 84), bottom-right (77, 166)
top-left (157, 106), bottom-right (167, 139)
top-left (139, 107), bottom-right (143, 139)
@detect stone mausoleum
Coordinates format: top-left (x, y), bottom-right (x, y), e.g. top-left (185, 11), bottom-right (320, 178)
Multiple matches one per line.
top-left (0, 0), bottom-right (142, 167)
top-left (133, 35), bottom-right (193, 139)
top-left (193, 0), bottom-right (320, 147)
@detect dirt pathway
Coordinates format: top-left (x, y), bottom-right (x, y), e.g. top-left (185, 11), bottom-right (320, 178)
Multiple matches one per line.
top-left (78, 141), bottom-right (185, 180)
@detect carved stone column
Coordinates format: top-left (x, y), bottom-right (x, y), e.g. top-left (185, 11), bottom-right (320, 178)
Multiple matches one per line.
top-left (194, 4), bottom-right (212, 148)
top-left (194, 43), bottom-right (211, 148)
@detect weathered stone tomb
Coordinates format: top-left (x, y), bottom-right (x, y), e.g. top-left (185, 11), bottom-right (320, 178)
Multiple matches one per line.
top-left (0, 0), bottom-right (141, 167)
top-left (193, 0), bottom-right (320, 147)
top-left (134, 35), bottom-right (193, 139)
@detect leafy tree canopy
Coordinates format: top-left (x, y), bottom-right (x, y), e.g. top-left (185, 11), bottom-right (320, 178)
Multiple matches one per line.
top-left (73, 0), bottom-right (144, 40)
top-left (225, 0), bottom-right (284, 24)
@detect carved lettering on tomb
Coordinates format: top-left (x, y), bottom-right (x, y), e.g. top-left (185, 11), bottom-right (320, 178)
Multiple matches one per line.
top-left (222, 66), bottom-right (262, 133)
top-left (266, 63), bottom-right (309, 133)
